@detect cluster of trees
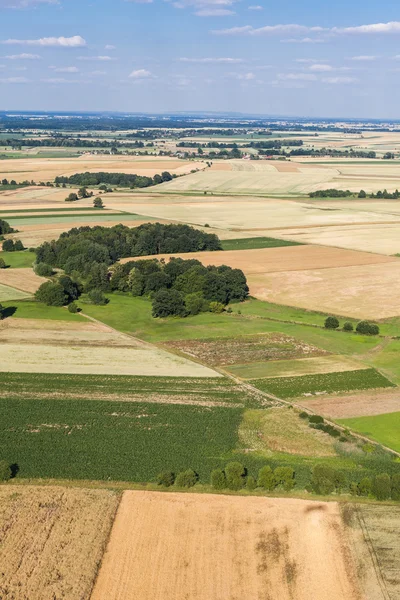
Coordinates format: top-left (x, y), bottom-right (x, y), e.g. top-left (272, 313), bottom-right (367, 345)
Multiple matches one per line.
top-left (310, 188), bottom-right (400, 199)
top-left (300, 412), bottom-right (348, 440)
top-left (312, 464), bottom-right (400, 500)
top-left (4, 136), bottom-right (152, 150)
top-left (54, 171), bottom-right (173, 189)
top-left (176, 139), bottom-right (303, 150)
top-left (110, 257), bottom-right (248, 317)
top-left (2, 239), bottom-right (24, 252)
top-left (0, 219), bottom-right (15, 236)
top-left (211, 463), bottom-right (295, 492)
top-left (289, 148), bottom-right (376, 158)
top-left (324, 316), bottom-right (380, 335)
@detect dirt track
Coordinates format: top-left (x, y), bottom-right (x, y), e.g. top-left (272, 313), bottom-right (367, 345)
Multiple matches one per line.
top-left (91, 491), bottom-right (363, 600)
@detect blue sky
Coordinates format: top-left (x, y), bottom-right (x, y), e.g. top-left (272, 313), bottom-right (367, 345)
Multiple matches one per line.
top-left (1, 0), bottom-right (400, 117)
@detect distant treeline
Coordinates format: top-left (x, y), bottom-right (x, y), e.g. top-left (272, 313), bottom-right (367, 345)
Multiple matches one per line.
top-left (177, 139), bottom-right (303, 149)
top-left (288, 148), bottom-right (377, 158)
top-left (5, 137), bottom-right (154, 149)
top-left (54, 171), bottom-right (173, 188)
top-left (309, 188), bottom-right (400, 199)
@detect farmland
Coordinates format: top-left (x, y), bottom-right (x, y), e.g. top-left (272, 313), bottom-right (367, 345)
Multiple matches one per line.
top-left (338, 412), bottom-right (400, 453)
top-left (0, 486), bottom-right (119, 600)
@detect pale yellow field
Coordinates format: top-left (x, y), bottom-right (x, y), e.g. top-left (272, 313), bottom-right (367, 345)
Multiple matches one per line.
top-left (0, 267), bottom-right (48, 293)
top-left (0, 317), bottom-right (219, 377)
top-left (91, 491), bottom-right (363, 600)
top-left (0, 486), bottom-right (119, 600)
top-left (0, 156), bottom-right (206, 183)
top-left (299, 388), bottom-right (400, 419)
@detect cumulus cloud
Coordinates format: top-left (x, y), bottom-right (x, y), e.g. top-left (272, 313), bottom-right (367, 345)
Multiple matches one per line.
top-left (0, 0), bottom-right (58, 7)
top-left (230, 71), bottom-right (255, 80)
top-left (41, 77), bottom-right (80, 83)
top-left (195, 8), bottom-right (234, 15)
top-left (105, 45), bottom-right (116, 50)
top-left (180, 57), bottom-right (243, 63)
top-left (278, 73), bottom-right (317, 81)
top-left (214, 24), bottom-right (323, 35)
top-left (129, 68), bottom-right (153, 79)
top-left (282, 37), bottom-right (325, 44)
top-left (309, 63), bottom-right (333, 72)
top-left (322, 76), bottom-right (358, 84)
top-left (350, 55), bottom-right (377, 61)
top-left (248, 4), bottom-right (262, 9)
top-left (168, 0), bottom-right (238, 17)
top-left (78, 55), bottom-right (113, 61)
top-left (50, 66), bottom-right (79, 72)
top-left (1, 36), bottom-right (86, 47)
top-left (333, 21), bottom-right (400, 34)
top-left (5, 53), bottom-right (41, 59)
top-left (0, 76), bottom-right (30, 82)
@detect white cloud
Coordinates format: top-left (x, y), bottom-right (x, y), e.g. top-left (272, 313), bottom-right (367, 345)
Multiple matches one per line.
top-left (125, 0), bottom-right (153, 3)
top-left (105, 45), bottom-right (116, 50)
top-left (0, 76), bottom-right (30, 82)
top-left (231, 71), bottom-right (255, 80)
top-left (0, 0), bottom-right (57, 7)
top-left (214, 24), bottom-right (323, 35)
top-left (89, 70), bottom-right (107, 76)
top-left (180, 57), bottom-right (243, 63)
top-left (5, 53), bottom-right (41, 59)
top-left (333, 21), bottom-right (400, 35)
top-left (1, 36), bottom-right (86, 47)
top-left (129, 68), bottom-right (153, 79)
top-left (169, 0), bottom-right (237, 17)
top-left (78, 55), bottom-right (113, 61)
top-left (309, 63), bottom-right (333, 72)
top-left (51, 66), bottom-right (79, 72)
top-left (322, 76), bottom-right (358, 84)
top-left (41, 77), bottom-right (80, 83)
top-left (295, 58), bottom-right (320, 63)
top-left (278, 73), bottom-right (317, 81)
top-left (350, 55), bottom-right (377, 61)
top-left (195, 7), bottom-right (234, 15)
top-left (248, 4), bottom-right (262, 8)
top-left (282, 37), bottom-right (325, 44)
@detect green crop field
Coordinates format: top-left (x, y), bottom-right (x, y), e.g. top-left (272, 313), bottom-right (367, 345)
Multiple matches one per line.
top-left (251, 369), bottom-right (394, 399)
top-left (220, 237), bottom-right (302, 251)
top-left (338, 412), bottom-right (400, 453)
top-left (0, 251), bottom-right (35, 268)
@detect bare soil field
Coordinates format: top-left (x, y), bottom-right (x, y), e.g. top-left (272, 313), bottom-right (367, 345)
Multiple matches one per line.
top-left (122, 245), bottom-right (395, 273)
top-left (0, 156), bottom-right (205, 183)
top-left (250, 262), bottom-right (400, 320)
top-left (0, 317), bottom-right (220, 377)
top-left (345, 503), bottom-right (400, 600)
top-left (165, 333), bottom-right (328, 366)
top-left (299, 388), bottom-right (400, 419)
top-left (91, 491), bottom-right (363, 600)
top-left (0, 486), bottom-right (119, 600)
top-left (0, 267), bottom-right (48, 293)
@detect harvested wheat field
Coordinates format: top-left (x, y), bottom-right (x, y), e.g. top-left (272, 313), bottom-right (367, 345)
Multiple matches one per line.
top-left (121, 245), bottom-right (395, 273)
top-left (0, 317), bottom-right (219, 377)
top-left (0, 156), bottom-right (205, 183)
top-left (0, 267), bottom-right (48, 294)
top-left (0, 486), bottom-right (119, 600)
top-left (0, 283), bottom-right (31, 301)
top-left (91, 491), bottom-right (363, 600)
top-left (299, 388), bottom-right (400, 419)
top-left (250, 261), bottom-right (400, 320)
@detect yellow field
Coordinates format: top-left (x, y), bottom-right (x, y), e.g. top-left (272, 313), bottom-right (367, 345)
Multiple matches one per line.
top-left (91, 491), bottom-right (362, 600)
top-left (0, 267), bottom-right (48, 294)
top-left (0, 318), bottom-right (220, 377)
top-left (0, 486), bottom-right (119, 600)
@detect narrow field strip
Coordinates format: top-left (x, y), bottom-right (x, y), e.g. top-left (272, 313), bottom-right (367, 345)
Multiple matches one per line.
top-left (0, 283), bottom-right (32, 301)
top-left (251, 369), bottom-right (395, 399)
top-left (338, 412), bottom-right (400, 453)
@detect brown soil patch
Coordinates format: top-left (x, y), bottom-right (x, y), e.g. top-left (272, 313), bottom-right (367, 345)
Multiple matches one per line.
top-left (165, 333), bottom-right (328, 366)
top-left (298, 388), bottom-right (400, 418)
top-left (91, 491), bottom-right (363, 600)
top-left (0, 486), bottom-right (118, 600)
top-left (271, 161), bottom-right (301, 173)
top-left (120, 245), bottom-right (395, 274)
top-left (0, 267), bottom-right (48, 293)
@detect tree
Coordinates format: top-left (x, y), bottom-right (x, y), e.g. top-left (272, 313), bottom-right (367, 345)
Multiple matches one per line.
top-left (358, 190), bottom-right (367, 198)
top-left (225, 461), bottom-right (245, 490)
top-left (35, 282), bottom-right (68, 306)
top-left (274, 466), bottom-right (295, 491)
top-left (246, 475), bottom-right (257, 491)
top-left (324, 316), bottom-right (339, 329)
top-left (14, 240), bottom-right (24, 251)
top-left (358, 477), bottom-right (372, 497)
top-left (311, 464), bottom-right (338, 495)
top-left (152, 289), bottom-right (186, 318)
top-left (0, 258), bottom-right (6, 269)
top-left (185, 292), bottom-right (208, 316)
top-left (68, 302), bottom-right (79, 313)
top-left (65, 192), bottom-right (78, 202)
top-left (210, 469), bottom-right (226, 490)
top-left (209, 301), bottom-right (225, 313)
top-left (157, 471), bottom-right (175, 487)
top-left (78, 187), bottom-right (90, 199)
top-left (59, 275), bottom-right (80, 301)
top-left (356, 321), bottom-right (380, 335)
top-left (0, 219), bottom-right (15, 235)
top-left (88, 289), bottom-right (108, 305)
top-left (257, 466), bottom-right (275, 491)
top-left (343, 322), bottom-right (354, 332)
top-left (372, 473), bottom-right (391, 500)
top-left (175, 469), bottom-right (197, 488)
top-left (0, 460), bottom-right (11, 481)
top-left (128, 268), bottom-right (145, 296)
top-left (0, 303), bottom-right (4, 320)
top-left (93, 197), bottom-right (104, 209)
top-left (2, 239), bottom-right (15, 252)
top-left (161, 171), bottom-right (172, 182)
top-left (34, 262), bottom-right (53, 277)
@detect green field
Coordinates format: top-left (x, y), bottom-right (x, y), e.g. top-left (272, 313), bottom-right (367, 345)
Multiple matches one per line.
top-left (251, 369), bottom-right (394, 399)
top-left (0, 251), bottom-right (35, 268)
top-left (2, 300), bottom-right (86, 320)
top-left (338, 412), bottom-right (400, 453)
top-left (220, 237), bottom-right (302, 251)
top-left (0, 284), bottom-right (31, 302)
top-left (6, 213), bottom-right (148, 226)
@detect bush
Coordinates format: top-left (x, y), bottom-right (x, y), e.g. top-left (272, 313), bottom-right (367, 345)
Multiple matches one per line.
top-left (324, 316), bottom-right (339, 329)
top-left (0, 460), bottom-right (11, 481)
top-left (185, 292), bottom-right (209, 316)
top-left (88, 289), bottom-right (108, 305)
top-left (343, 322), bottom-right (354, 332)
top-left (246, 475), bottom-right (257, 491)
top-left (372, 473), bottom-right (391, 500)
top-left (274, 466), bottom-right (295, 491)
top-left (175, 469), bottom-right (197, 488)
top-left (358, 477), bottom-right (372, 497)
top-left (65, 192), bottom-right (78, 202)
top-left (0, 258), bottom-right (6, 269)
top-left (156, 471), bottom-right (175, 487)
top-left (209, 301), bottom-right (225, 313)
top-left (299, 411), bottom-right (309, 419)
top-left (210, 468), bottom-right (226, 490)
top-left (309, 415), bottom-right (324, 424)
top-left (35, 282), bottom-right (68, 306)
top-left (68, 302), bottom-right (79, 313)
top-left (14, 240), bottom-right (24, 251)
top-left (34, 262), bottom-right (54, 277)
top-left (2, 239), bottom-right (15, 252)
top-left (93, 197), bottom-right (104, 209)
top-left (225, 461), bottom-right (245, 490)
top-left (152, 289), bottom-right (186, 318)
top-left (257, 465), bottom-right (275, 491)
top-left (356, 321), bottom-right (380, 335)
top-left (311, 464), bottom-right (339, 495)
